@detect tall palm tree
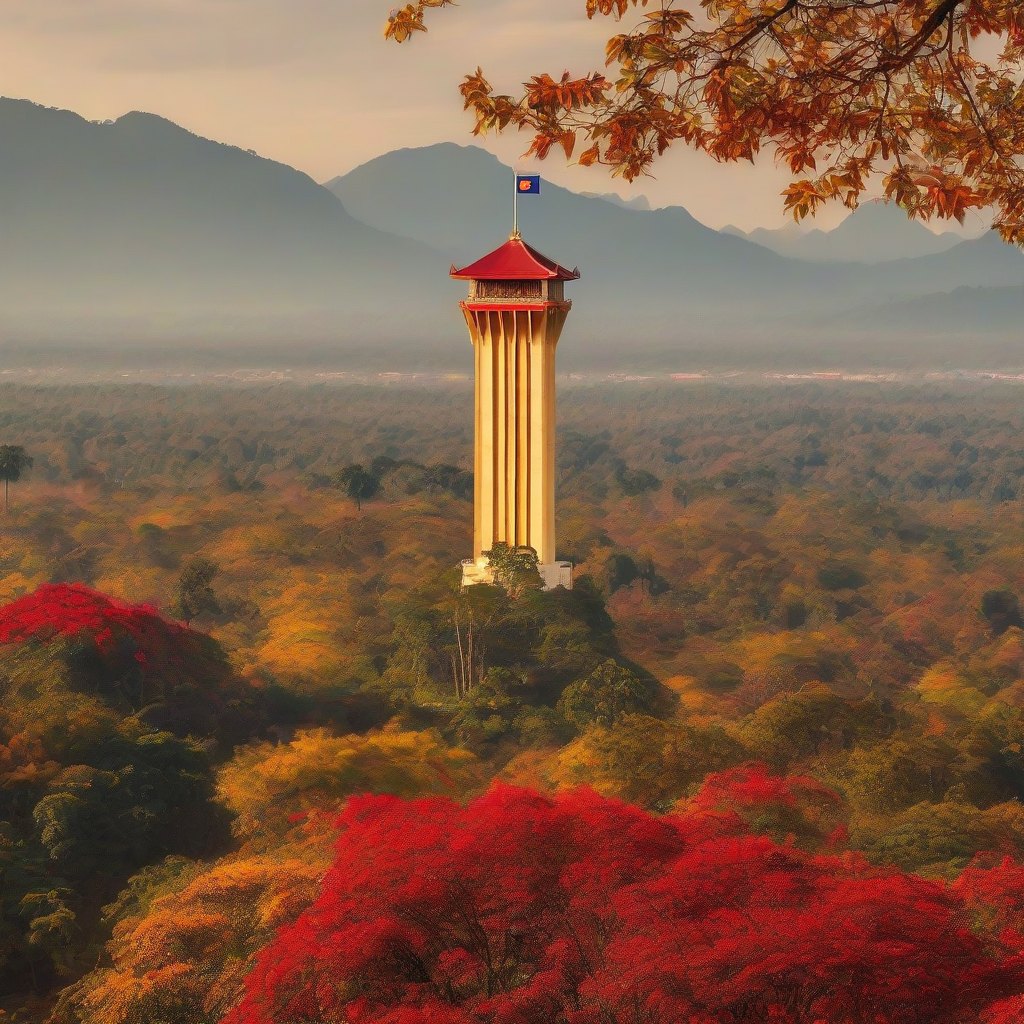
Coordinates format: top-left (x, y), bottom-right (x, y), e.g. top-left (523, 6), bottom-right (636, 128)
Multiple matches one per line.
top-left (0, 446), bottom-right (33, 513)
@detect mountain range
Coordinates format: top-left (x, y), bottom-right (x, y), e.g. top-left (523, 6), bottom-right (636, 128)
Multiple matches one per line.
top-left (720, 203), bottom-right (978, 262)
top-left (0, 98), bottom-right (447, 352)
top-left (327, 143), bottom-right (1023, 361)
top-left (1, 97), bottom-right (1022, 367)
top-left (328, 142), bottom-right (1021, 276)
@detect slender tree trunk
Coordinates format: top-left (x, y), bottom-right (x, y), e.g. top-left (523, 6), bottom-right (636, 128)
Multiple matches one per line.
top-left (451, 652), bottom-right (462, 699)
top-left (4, 478), bottom-right (7, 513)
top-left (454, 615), bottom-right (468, 698)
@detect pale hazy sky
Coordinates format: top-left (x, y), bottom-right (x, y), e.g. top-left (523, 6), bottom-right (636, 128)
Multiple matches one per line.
top-left (0, 0), bottom-right (988, 233)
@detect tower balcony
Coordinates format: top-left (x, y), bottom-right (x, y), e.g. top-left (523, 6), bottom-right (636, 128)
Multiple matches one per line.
top-left (467, 279), bottom-right (566, 302)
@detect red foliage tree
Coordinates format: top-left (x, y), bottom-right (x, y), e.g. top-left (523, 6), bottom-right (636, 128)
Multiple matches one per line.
top-left (955, 855), bottom-right (1024, 950)
top-left (225, 780), bottom-right (1024, 1024)
top-left (680, 761), bottom-right (848, 849)
top-left (0, 583), bottom-right (262, 745)
top-left (0, 581), bottom-right (161, 646)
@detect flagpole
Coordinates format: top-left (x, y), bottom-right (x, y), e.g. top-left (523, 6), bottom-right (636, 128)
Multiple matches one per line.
top-left (513, 166), bottom-right (519, 238)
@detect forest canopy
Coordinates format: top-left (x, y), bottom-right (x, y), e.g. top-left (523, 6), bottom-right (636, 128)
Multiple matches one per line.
top-left (6, 380), bottom-right (1024, 1021)
top-left (385, 0), bottom-right (1024, 241)
top-left (225, 783), bottom-right (1024, 1024)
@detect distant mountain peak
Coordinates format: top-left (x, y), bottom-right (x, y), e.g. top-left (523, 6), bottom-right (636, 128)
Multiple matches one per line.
top-left (579, 191), bottom-right (652, 211)
top-left (724, 200), bottom-right (977, 262)
top-left (0, 96), bottom-right (446, 338)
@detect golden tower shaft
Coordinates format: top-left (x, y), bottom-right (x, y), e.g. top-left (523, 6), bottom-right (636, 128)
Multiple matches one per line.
top-left (463, 304), bottom-right (569, 565)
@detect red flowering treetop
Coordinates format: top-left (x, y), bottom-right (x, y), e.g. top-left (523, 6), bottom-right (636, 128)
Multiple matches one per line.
top-left (0, 583), bottom-right (261, 747)
top-left (680, 762), bottom-right (849, 849)
top-left (955, 855), bottom-right (1024, 950)
top-left (0, 582), bottom-right (173, 649)
top-left (385, 0), bottom-right (1024, 243)
top-left (225, 777), bottom-right (1024, 1024)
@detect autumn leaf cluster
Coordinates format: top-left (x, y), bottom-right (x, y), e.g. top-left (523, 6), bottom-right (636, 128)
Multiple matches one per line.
top-left (387, 0), bottom-right (1024, 241)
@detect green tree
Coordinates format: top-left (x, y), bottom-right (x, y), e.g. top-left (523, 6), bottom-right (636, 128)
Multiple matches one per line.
top-left (557, 713), bottom-right (746, 809)
top-left (335, 464), bottom-right (380, 510)
top-left (817, 560), bottom-right (868, 591)
top-left (981, 590), bottom-right (1023, 636)
top-left (448, 667), bottom-right (525, 749)
top-left (485, 542), bottom-right (544, 600)
top-left (173, 556), bottom-right (221, 625)
top-left (839, 735), bottom-right (963, 814)
top-left (33, 733), bottom-right (229, 879)
top-left (614, 464), bottom-right (662, 497)
top-left (558, 658), bottom-right (657, 731)
top-left (0, 444), bottom-right (33, 513)
top-left (741, 684), bottom-right (892, 770)
top-left (850, 798), bottom-right (1024, 877)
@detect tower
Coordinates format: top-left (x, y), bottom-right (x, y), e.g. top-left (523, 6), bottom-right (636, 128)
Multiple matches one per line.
top-left (451, 234), bottom-right (579, 590)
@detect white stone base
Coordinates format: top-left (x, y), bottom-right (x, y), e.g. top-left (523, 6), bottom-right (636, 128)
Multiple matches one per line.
top-left (461, 558), bottom-right (573, 591)
top-left (461, 558), bottom-right (495, 587)
top-left (538, 561), bottom-right (573, 590)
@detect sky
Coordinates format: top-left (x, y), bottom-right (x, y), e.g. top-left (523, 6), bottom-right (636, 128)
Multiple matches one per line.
top-left (0, 0), bottom-right (989, 233)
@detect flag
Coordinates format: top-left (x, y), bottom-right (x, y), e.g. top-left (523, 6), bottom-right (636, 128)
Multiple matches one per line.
top-left (516, 174), bottom-right (541, 195)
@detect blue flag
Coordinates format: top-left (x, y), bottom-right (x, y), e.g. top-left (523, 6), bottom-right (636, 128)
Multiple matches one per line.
top-left (516, 174), bottom-right (541, 195)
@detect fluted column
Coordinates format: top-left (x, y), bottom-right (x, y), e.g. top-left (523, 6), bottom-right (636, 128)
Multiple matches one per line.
top-left (462, 303), bottom-right (570, 567)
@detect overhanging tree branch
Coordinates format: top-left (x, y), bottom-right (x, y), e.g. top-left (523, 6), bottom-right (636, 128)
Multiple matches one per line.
top-left (383, 0), bottom-right (1024, 242)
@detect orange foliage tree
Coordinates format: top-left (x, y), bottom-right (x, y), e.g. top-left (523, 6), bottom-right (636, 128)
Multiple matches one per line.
top-left (385, 0), bottom-right (1024, 241)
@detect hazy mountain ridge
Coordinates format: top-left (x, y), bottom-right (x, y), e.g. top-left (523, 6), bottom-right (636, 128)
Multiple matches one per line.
top-left (328, 143), bottom-right (1023, 343)
top-left (723, 203), bottom-right (974, 262)
top-left (0, 98), bottom-right (453, 343)
top-left (0, 98), bottom-right (1021, 362)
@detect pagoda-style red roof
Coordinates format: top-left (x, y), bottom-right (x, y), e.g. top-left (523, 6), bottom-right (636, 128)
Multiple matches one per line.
top-left (450, 236), bottom-right (580, 281)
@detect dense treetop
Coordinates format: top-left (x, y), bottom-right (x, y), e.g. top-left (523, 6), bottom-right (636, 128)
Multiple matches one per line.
top-left (0, 584), bottom-right (265, 1005)
top-left (227, 782), bottom-right (1024, 1024)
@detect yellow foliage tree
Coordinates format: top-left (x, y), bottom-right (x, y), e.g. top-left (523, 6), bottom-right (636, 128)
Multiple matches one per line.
top-left (218, 725), bottom-right (484, 837)
top-left (50, 835), bottom-right (332, 1024)
top-left (52, 727), bottom-right (484, 1024)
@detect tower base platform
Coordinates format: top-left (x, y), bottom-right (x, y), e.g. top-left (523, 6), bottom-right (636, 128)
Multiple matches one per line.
top-left (461, 558), bottom-right (572, 591)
